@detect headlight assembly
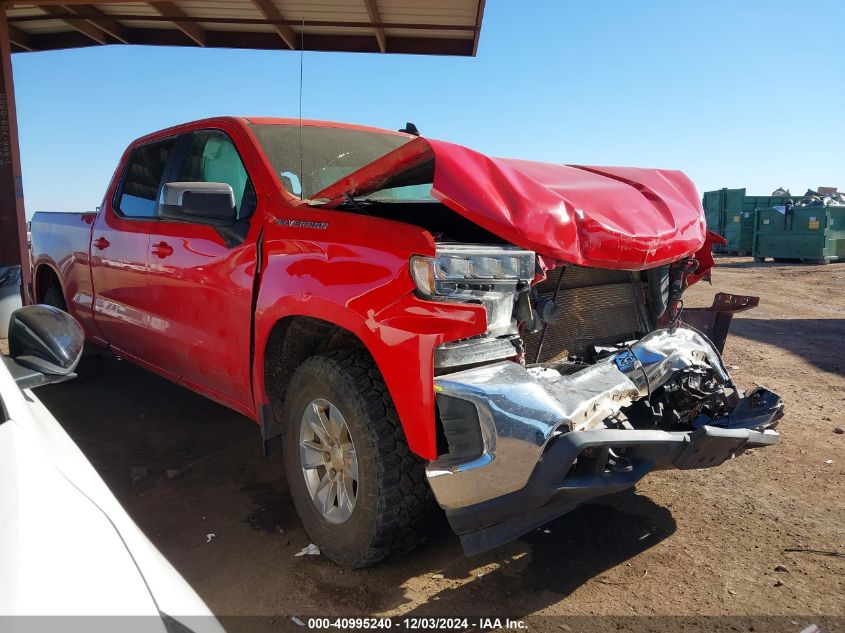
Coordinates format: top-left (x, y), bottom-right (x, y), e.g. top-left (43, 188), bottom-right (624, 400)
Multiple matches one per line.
top-left (410, 244), bottom-right (535, 336)
top-left (410, 244), bottom-right (535, 296)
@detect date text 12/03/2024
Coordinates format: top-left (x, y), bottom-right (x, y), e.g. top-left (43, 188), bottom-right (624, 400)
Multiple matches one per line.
top-left (301, 617), bottom-right (527, 630)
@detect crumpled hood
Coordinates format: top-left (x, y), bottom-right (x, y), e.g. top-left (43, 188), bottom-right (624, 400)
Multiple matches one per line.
top-left (311, 136), bottom-right (707, 270)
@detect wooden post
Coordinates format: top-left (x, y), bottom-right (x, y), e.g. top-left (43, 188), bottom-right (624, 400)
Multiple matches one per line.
top-left (0, 6), bottom-right (30, 303)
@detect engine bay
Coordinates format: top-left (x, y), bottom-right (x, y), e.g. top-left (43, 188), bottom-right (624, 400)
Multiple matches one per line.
top-left (428, 246), bottom-right (778, 441)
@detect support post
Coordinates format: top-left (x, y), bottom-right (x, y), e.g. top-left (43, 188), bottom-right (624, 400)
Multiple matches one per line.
top-left (0, 7), bottom-right (29, 304)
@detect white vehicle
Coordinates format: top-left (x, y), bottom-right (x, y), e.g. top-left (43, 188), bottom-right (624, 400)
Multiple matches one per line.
top-left (0, 305), bottom-right (224, 633)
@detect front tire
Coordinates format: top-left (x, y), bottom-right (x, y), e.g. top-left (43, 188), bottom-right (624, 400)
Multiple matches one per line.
top-left (281, 349), bottom-right (436, 567)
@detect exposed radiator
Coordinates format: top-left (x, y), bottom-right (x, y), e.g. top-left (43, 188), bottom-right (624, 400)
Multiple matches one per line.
top-left (523, 266), bottom-right (649, 363)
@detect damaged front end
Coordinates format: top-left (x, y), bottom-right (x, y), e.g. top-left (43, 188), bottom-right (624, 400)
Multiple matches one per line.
top-left (302, 129), bottom-right (783, 554)
top-left (424, 256), bottom-right (783, 556)
top-left (429, 326), bottom-right (782, 555)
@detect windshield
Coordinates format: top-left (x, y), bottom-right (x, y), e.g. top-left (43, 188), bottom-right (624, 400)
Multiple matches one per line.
top-left (249, 123), bottom-right (434, 201)
top-left (356, 183), bottom-right (435, 202)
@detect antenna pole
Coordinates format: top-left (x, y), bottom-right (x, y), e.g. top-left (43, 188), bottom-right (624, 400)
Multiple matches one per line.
top-left (298, 17), bottom-right (304, 201)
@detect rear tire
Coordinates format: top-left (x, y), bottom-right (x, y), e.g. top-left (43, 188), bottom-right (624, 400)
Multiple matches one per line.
top-left (41, 279), bottom-right (67, 311)
top-left (281, 349), bottom-right (436, 568)
top-left (40, 274), bottom-right (103, 358)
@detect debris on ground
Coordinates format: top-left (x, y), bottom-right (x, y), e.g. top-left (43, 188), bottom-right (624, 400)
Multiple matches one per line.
top-left (774, 564), bottom-right (788, 572)
top-left (206, 533), bottom-right (216, 543)
top-left (130, 466), bottom-right (148, 483)
top-left (834, 427), bottom-right (844, 435)
top-left (166, 468), bottom-right (183, 479)
top-left (595, 567), bottom-right (648, 586)
top-left (784, 548), bottom-right (845, 558)
top-left (823, 460), bottom-right (833, 465)
top-left (774, 579), bottom-right (785, 587)
top-left (295, 544), bottom-right (321, 557)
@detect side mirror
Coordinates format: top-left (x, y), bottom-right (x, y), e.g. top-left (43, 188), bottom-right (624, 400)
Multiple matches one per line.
top-left (4, 305), bottom-right (84, 389)
top-left (158, 182), bottom-right (237, 226)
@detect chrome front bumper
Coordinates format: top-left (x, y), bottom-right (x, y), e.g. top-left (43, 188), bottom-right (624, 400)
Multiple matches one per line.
top-left (426, 327), bottom-right (782, 553)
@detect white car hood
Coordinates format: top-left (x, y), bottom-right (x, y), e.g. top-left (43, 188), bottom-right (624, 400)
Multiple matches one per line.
top-left (0, 417), bottom-right (160, 616)
top-left (0, 360), bottom-right (221, 631)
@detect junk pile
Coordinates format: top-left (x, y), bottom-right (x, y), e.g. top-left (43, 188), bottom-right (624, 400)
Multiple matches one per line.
top-left (798, 187), bottom-right (845, 207)
top-left (706, 187), bottom-right (844, 264)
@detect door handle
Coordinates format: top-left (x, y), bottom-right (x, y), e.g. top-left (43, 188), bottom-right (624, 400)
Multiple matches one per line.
top-left (92, 236), bottom-right (110, 250)
top-left (151, 241), bottom-right (174, 258)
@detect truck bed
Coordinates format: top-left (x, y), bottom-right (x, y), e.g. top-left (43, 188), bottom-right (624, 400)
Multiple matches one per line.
top-left (29, 211), bottom-right (96, 307)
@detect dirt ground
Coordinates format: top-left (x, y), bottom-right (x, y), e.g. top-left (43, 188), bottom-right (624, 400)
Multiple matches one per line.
top-left (31, 257), bottom-right (845, 629)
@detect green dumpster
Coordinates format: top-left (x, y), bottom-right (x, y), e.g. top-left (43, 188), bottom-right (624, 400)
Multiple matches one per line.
top-left (722, 207), bottom-right (757, 256)
top-left (703, 188), bottom-right (805, 255)
top-left (703, 188), bottom-right (747, 254)
top-left (703, 189), bottom-right (727, 237)
top-left (753, 205), bottom-right (845, 264)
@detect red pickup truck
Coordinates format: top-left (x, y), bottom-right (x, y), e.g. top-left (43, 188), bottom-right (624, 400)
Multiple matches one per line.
top-left (30, 117), bottom-right (783, 567)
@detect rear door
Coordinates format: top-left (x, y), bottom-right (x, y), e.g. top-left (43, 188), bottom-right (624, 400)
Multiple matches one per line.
top-left (143, 128), bottom-right (261, 413)
top-left (90, 137), bottom-right (175, 364)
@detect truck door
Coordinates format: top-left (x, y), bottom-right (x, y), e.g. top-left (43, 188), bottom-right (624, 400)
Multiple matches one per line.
top-left (90, 137), bottom-right (176, 365)
top-left (143, 128), bottom-right (260, 413)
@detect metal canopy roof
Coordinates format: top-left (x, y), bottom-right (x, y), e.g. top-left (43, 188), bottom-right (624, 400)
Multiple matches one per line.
top-left (6, 0), bottom-right (485, 55)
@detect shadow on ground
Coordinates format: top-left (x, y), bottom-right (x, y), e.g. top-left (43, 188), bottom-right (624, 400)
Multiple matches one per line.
top-left (730, 318), bottom-right (845, 376)
top-left (37, 354), bottom-right (676, 619)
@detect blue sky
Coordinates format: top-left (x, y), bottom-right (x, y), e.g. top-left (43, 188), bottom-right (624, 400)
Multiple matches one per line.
top-left (12, 0), bottom-right (845, 216)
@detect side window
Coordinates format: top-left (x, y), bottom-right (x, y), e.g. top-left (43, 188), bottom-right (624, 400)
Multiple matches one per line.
top-left (175, 130), bottom-right (256, 219)
top-left (116, 138), bottom-right (175, 218)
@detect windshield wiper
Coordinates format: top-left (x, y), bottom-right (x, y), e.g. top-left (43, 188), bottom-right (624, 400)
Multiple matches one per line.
top-left (341, 192), bottom-right (370, 214)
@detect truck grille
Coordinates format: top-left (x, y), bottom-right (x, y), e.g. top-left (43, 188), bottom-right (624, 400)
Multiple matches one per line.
top-left (523, 266), bottom-right (648, 363)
